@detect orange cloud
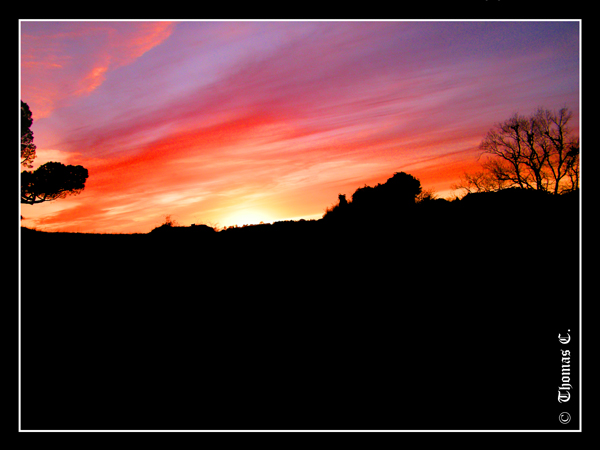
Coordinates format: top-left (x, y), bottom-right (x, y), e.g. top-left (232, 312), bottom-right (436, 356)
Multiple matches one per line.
top-left (115, 22), bottom-right (175, 65)
top-left (75, 65), bottom-right (109, 96)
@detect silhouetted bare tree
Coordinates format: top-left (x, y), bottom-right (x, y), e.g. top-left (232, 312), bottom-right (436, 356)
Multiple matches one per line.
top-left (453, 170), bottom-right (509, 194)
top-left (455, 107), bottom-right (579, 195)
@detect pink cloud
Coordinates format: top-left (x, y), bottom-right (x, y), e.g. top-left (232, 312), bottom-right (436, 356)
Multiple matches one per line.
top-left (21, 21), bottom-right (176, 118)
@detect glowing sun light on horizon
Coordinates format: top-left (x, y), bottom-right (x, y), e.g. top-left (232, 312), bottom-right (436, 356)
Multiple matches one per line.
top-left (223, 209), bottom-right (274, 228)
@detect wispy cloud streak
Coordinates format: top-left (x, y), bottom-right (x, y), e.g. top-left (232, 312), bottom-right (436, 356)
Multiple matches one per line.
top-left (20, 21), bottom-right (579, 233)
top-left (21, 21), bottom-right (175, 118)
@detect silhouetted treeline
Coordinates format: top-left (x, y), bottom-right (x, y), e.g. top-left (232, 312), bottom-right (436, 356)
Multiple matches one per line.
top-left (20, 179), bottom-right (580, 431)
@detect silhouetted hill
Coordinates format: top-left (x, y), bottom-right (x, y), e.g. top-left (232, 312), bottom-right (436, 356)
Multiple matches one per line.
top-left (149, 222), bottom-right (217, 236)
top-left (20, 188), bottom-right (580, 430)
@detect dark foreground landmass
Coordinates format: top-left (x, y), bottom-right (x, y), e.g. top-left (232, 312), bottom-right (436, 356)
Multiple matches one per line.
top-left (20, 189), bottom-right (580, 430)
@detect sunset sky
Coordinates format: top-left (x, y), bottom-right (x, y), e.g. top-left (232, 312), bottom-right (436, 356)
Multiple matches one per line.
top-left (20, 20), bottom-right (580, 233)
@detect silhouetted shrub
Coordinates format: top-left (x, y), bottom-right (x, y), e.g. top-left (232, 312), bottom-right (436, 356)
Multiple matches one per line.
top-left (149, 214), bottom-right (179, 233)
top-left (323, 171), bottom-right (423, 226)
top-left (149, 215), bottom-right (216, 237)
top-left (352, 172), bottom-right (421, 215)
